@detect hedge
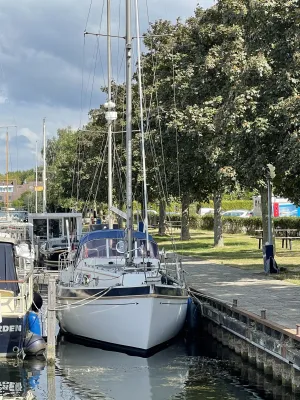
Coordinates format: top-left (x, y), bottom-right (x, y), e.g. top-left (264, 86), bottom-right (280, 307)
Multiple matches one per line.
top-left (200, 200), bottom-right (253, 211)
top-left (184, 215), bottom-right (300, 235)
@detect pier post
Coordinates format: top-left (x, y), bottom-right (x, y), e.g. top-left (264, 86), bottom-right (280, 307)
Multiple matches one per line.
top-left (282, 364), bottom-right (292, 387)
top-left (291, 368), bottom-right (300, 394)
top-left (240, 341), bottom-right (248, 360)
top-left (47, 363), bottom-right (56, 400)
top-left (256, 348), bottom-right (264, 370)
top-left (47, 276), bottom-right (56, 364)
top-left (248, 344), bottom-right (256, 365)
top-left (272, 359), bottom-right (282, 382)
top-left (263, 354), bottom-right (273, 376)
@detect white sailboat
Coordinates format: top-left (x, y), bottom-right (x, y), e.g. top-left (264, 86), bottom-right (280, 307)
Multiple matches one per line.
top-left (56, 0), bottom-right (188, 353)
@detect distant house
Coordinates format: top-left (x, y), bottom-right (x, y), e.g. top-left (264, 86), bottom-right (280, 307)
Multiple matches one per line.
top-left (0, 180), bottom-right (43, 204)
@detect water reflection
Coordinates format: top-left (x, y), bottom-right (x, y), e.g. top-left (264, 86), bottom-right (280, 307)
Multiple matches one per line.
top-left (0, 358), bottom-right (45, 399)
top-left (1, 334), bottom-right (298, 399)
top-left (57, 339), bottom-right (189, 400)
top-left (56, 337), bottom-right (265, 400)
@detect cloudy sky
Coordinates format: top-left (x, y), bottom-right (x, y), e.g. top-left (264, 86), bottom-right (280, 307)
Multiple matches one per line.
top-left (0, 0), bottom-right (214, 173)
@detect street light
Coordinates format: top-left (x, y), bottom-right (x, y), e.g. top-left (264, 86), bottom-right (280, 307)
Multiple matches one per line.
top-left (104, 101), bottom-right (117, 123)
top-left (266, 163), bottom-right (276, 245)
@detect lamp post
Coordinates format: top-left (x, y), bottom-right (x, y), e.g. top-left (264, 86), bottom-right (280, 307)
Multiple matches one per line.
top-left (266, 163), bottom-right (276, 245)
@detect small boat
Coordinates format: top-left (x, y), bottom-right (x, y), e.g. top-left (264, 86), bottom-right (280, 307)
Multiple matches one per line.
top-left (39, 237), bottom-right (77, 270)
top-left (57, 229), bottom-right (188, 354)
top-left (0, 237), bottom-right (45, 358)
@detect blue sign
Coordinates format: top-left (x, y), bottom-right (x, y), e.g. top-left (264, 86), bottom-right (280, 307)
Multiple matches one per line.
top-left (278, 203), bottom-right (299, 217)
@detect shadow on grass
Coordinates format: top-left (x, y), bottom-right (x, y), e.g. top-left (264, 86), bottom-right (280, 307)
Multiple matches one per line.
top-left (186, 249), bottom-right (262, 260)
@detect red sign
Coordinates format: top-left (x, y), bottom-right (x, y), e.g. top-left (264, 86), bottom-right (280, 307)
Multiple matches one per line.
top-left (273, 202), bottom-right (279, 217)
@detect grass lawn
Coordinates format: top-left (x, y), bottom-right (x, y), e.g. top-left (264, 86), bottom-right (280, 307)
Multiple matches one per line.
top-left (153, 229), bottom-right (300, 285)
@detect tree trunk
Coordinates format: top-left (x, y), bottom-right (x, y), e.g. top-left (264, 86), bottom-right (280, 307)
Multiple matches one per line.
top-left (213, 190), bottom-right (224, 247)
top-left (158, 199), bottom-right (166, 235)
top-left (181, 193), bottom-right (190, 240)
top-left (261, 186), bottom-right (269, 245)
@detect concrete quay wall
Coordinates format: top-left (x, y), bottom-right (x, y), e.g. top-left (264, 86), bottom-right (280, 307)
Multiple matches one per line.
top-left (191, 290), bottom-right (300, 394)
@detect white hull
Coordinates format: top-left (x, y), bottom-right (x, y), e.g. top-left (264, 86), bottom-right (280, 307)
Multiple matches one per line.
top-left (57, 294), bottom-right (188, 350)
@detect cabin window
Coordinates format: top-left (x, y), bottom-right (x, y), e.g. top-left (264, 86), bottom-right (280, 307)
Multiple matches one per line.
top-left (107, 239), bottom-right (125, 257)
top-left (80, 239), bottom-right (107, 259)
top-left (49, 219), bottom-right (62, 238)
top-left (33, 219), bottom-right (47, 239)
top-left (136, 240), bottom-right (159, 258)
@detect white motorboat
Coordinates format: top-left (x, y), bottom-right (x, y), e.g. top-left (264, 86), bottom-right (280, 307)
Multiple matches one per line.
top-left (57, 229), bottom-right (188, 353)
top-left (0, 237), bottom-right (35, 357)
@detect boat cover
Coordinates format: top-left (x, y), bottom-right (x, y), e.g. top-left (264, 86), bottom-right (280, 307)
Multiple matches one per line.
top-left (79, 229), bottom-right (155, 246)
top-left (0, 242), bottom-right (19, 294)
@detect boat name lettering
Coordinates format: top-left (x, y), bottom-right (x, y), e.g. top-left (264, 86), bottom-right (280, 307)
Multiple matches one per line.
top-left (0, 382), bottom-right (22, 392)
top-left (0, 324), bottom-right (22, 332)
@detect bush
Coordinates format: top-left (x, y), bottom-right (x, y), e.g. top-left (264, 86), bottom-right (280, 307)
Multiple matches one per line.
top-left (173, 213), bottom-right (300, 235)
top-left (189, 214), bottom-right (202, 229)
top-left (273, 217), bottom-right (300, 230)
top-left (166, 213), bottom-right (181, 222)
top-left (222, 217), bottom-right (262, 234)
top-left (200, 200), bottom-right (253, 211)
top-left (198, 214), bottom-right (214, 230)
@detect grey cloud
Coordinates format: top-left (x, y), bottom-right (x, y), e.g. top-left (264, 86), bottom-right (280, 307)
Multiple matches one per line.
top-left (0, 0), bottom-right (212, 108)
top-left (0, 0), bottom-right (214, 171)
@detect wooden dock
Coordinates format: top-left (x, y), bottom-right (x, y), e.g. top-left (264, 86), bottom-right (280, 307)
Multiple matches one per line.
top-left (186, 259), bottom-right (300, 393)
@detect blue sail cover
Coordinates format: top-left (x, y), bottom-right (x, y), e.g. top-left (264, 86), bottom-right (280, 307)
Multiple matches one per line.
top-left (0, 242), bottom-right (19, 295)
top-left (79, 229), bottom-right (156, 246)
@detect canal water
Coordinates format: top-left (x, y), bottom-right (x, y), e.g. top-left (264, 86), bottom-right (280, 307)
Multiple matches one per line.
top-left (1, 332), bottom-right (297, 400)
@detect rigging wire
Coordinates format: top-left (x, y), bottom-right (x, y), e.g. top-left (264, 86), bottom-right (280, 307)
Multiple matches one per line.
top-left (79, 34), bottom-right (87, 129)
top-left (171, 44), bottom-right (181, 199)
top-left (75, 0), bottom-right (106, 210)
top-left (83, 130), bottom-right (108, 214)
top-left (143, 0), bottom-right (181, 250)
top-left (84, 0), bottom-right (94, 31)
top-left (134, 0), bottom-right (149, 247)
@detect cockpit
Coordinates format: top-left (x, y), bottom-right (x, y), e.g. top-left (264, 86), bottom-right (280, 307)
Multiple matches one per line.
top-left (77, 237), bottom-right (159, 261)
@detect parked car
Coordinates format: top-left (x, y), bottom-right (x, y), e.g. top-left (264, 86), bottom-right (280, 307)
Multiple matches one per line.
top-left (166, 212), bottom-right (181, 216)
top-left (198, 207), bottom-right (214, 216)
top-left (221, 209), bottom-right (253, 218)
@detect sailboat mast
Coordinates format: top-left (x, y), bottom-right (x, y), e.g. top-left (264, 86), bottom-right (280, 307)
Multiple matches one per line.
top-left (107, 0), bottom-right (113, 229)
top-left (42, 118), bottom-right (47, 213)
top-left (35, 141), bottom-right (38, 213)
top-left (126, 0), bottom-right (133, 264)
top-left (134, 0), bottom-right (149, 250)
top-left (6, 130), bottom-right (8, 210)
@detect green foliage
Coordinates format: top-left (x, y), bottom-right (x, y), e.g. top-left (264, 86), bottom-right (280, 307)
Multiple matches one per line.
top-left (0, 169), bottom-right (35, 184)
top-left (274, 218), bottom-right (300, 230)
top-left (188, 216), bottom-right (300, 235)
top-left (200, 200), bottom-right (253, 211)
top-left (222, 217), bottom-right (261, 234)
top-left (41, 1), bottom-right (300, 225)
top-left (198, 215), bottom-right (214, 231)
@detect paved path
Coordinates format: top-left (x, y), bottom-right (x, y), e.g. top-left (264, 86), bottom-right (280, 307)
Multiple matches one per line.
top-left (184, 259), bottom-right (300, 331)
